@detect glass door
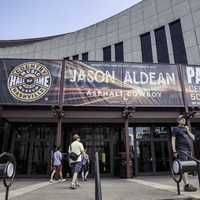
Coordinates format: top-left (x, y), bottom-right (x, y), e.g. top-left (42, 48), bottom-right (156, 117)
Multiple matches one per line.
top-left (10, 123), bottom-right (56, 175)
top-left (31, 125), bottom-right (56, 174)
top-left (11, 126), bottom-right (30, 174)
top-left (152, 126), bottom-right (170, 172)
top-left (135, 127), bottom-right (153, 174)
top-left (133, 125), bottom-right (171, 175)
top-left (93, 127), bottom-right (111, 175)
top-left (64, 124), bottom-right (121, 177)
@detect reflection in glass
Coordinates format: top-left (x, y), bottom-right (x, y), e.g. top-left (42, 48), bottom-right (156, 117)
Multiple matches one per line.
top-left (137, 141), bottom-right (153, 172)
top-left (136, 127), bottom-right (151, 139)
top-left (154, 141), bottom-right (169, 172)
top-left (152, 126), bottom-right (168, 138)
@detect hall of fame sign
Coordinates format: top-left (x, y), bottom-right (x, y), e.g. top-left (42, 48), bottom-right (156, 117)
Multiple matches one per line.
top-left (7, 62), bottom-right (52, 102)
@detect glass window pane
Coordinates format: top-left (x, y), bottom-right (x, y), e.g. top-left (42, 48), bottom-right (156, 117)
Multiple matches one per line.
top-left (136, 127), bottom-right (151, 139)
top-left (82, 52), bottom-right (88, 61)
top-left (103, 46), bottom-right (111, 62)
top-left (152, 126), bottom-right (169, 138)
top-left (169, 19), bottom-right (187, 64)
top-left (140, 32), bottom-right (153, 63)
top-left (154, 26), bottom-right (169, 63)
top-left (137, 140), bottom-right (153, 172)
top-left (154, 141), bottom-right (169, 172)
top-left (115, 42), bottom-right (124, 62)
top-left (73, 55), bottom-right (79, 60)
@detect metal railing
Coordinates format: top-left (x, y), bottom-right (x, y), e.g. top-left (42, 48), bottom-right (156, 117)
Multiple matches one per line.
top-left (0, 152), bottom-right (16, 200)
top-left (170, 150), bottom-right (200, 195)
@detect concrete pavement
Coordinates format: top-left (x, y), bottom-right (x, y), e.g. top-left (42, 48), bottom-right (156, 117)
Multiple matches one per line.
top-left (0, 176), bottom-right (200, 200)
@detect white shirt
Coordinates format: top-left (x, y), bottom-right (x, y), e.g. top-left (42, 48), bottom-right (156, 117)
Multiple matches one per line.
top-left (68, 140), bottom-right (84, 163)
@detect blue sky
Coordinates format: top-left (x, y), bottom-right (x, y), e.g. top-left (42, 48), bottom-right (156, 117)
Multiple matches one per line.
top-left (1, 0), bottom-right (142, 40)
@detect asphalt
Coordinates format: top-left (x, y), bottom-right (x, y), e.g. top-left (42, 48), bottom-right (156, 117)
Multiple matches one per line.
top-left (0, 176), bottom-right (200, 200)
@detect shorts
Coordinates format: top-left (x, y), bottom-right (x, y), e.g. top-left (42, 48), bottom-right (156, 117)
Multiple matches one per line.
top-left (71, 162), bottom-right (82, 173)
top-left (53, 165), bottom-right (62, 172)
top-left (177, 151), bottom-right (191, 161)
top-left (82, 163), bottom-right (89, 172)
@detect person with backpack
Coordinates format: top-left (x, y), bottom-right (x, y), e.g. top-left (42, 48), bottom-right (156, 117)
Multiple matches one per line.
top-left (49, 146), bottom-right (63, 183)
top-left (68, 134), bottom-right (84, 189)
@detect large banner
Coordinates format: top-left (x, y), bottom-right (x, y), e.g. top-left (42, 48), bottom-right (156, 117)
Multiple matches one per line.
top-left (0, 59), bottom-right (62, 105)
top-left (183, 65), bottom-right (200, 106)
top-left (64, 61), bottom-right (184, 107)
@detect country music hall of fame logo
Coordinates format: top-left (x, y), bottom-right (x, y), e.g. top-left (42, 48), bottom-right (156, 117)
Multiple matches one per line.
top-left (7, 62), bottom-right (52, 102)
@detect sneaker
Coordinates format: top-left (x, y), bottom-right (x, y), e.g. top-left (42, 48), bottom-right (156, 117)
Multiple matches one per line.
top-left (58, 179), bottom-right (65, 183)
top-left (184, 184), bottom-right (197, 192)
top-left (49, 180), bottom-right (53, 183)
top-left (75, 182), bottom-right (80, 187)
top-left (70, 183), bottom-right (76, 189)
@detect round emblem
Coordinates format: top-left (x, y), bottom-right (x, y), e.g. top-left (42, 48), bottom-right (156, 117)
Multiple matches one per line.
top-left (7, 62), bottom-right (52, 102)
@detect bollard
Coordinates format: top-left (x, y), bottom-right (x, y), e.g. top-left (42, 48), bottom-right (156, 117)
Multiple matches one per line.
top-left (170, 151), bottom-right (200, 195)
top-left (95, 152), bottom-right (102, 200)
top-left (0, 152), bottom-right (16, 200)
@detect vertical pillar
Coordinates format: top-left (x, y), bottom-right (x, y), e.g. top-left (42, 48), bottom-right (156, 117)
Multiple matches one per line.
top-left (27, 129), bottom-right (34, 175)
top-left (56, 117), bottom-right (62, 147)
top-left (55, 59), bottom-right (65, 147)
top-left (124, 118), bottom-right (131, 178)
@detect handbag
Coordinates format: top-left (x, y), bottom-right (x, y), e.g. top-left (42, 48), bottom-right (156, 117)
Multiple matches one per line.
top-left (69, 145), bottom-right (80, 161)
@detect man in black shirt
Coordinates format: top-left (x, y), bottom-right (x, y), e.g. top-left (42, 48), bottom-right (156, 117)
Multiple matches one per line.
top-left (172, 115), bottom-right (197, 192)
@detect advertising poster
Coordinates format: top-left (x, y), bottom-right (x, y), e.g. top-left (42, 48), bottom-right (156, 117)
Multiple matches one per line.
top-left (0, 59), bottom-right (62, 105)
top-left (64, 61), bottom-right (183, 107)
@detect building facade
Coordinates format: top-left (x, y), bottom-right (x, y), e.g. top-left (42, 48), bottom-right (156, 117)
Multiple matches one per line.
top-left (0, 0), bottom-right (200, 177)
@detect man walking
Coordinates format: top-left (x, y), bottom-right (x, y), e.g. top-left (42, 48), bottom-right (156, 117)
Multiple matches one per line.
top-left (68, 134), bottom-right (84, 189)
top-left (50, 146), bottom-right (63, 183)
top-left (172, 115), bottom-right (197, 192)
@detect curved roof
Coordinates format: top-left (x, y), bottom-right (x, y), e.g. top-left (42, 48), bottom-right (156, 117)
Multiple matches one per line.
top-left (0, 1), bottom-right (142, 48)
top-left (0, 33), bottom-right (66, 48)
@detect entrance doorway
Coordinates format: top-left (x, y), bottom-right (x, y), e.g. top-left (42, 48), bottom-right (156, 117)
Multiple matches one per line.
top-left (129, 125), bottom-right (171, 176)
top-left (63, 124), bottom-right (122, 177)
top-left (9, 123), bottom-right (56, 175)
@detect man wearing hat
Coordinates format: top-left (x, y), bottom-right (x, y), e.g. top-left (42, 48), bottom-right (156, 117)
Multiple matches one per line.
top-left (172, 115), bottom-right (197, 192)
top-left (68, 134), bottom-right (84, 189)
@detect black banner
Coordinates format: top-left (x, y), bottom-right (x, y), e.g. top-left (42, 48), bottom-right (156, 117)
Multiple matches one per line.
top-left (64, 61), bottom-right (184, 107)
top-left (0, 59), bottom-right (62, 105)
top-left (183, 65), bottom-right (200, 106)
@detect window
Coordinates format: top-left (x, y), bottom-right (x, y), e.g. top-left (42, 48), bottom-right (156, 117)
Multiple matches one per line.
top-left (64, 57), bottom-right (69, 60)
top-left (154, 27), bottom-right (169, 63)
top-left (82, 52), bottom-right (88, 61)
top-left (136, 127), bottom-right (151, 139)
top-left (115, 42), bottom-right (124, 62)
top-left (140, 32), bottom-right (153, 63)
top-left (73, 55), bottom-right (79, 60)
top-left (169, 19), bottom-right (187, 64)
top-left (103, 46), bottom-right (111, 62)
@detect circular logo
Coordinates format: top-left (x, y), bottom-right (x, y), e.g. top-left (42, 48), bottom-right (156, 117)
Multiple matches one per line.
top-left (7, 62), bottom-right (52, 102)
